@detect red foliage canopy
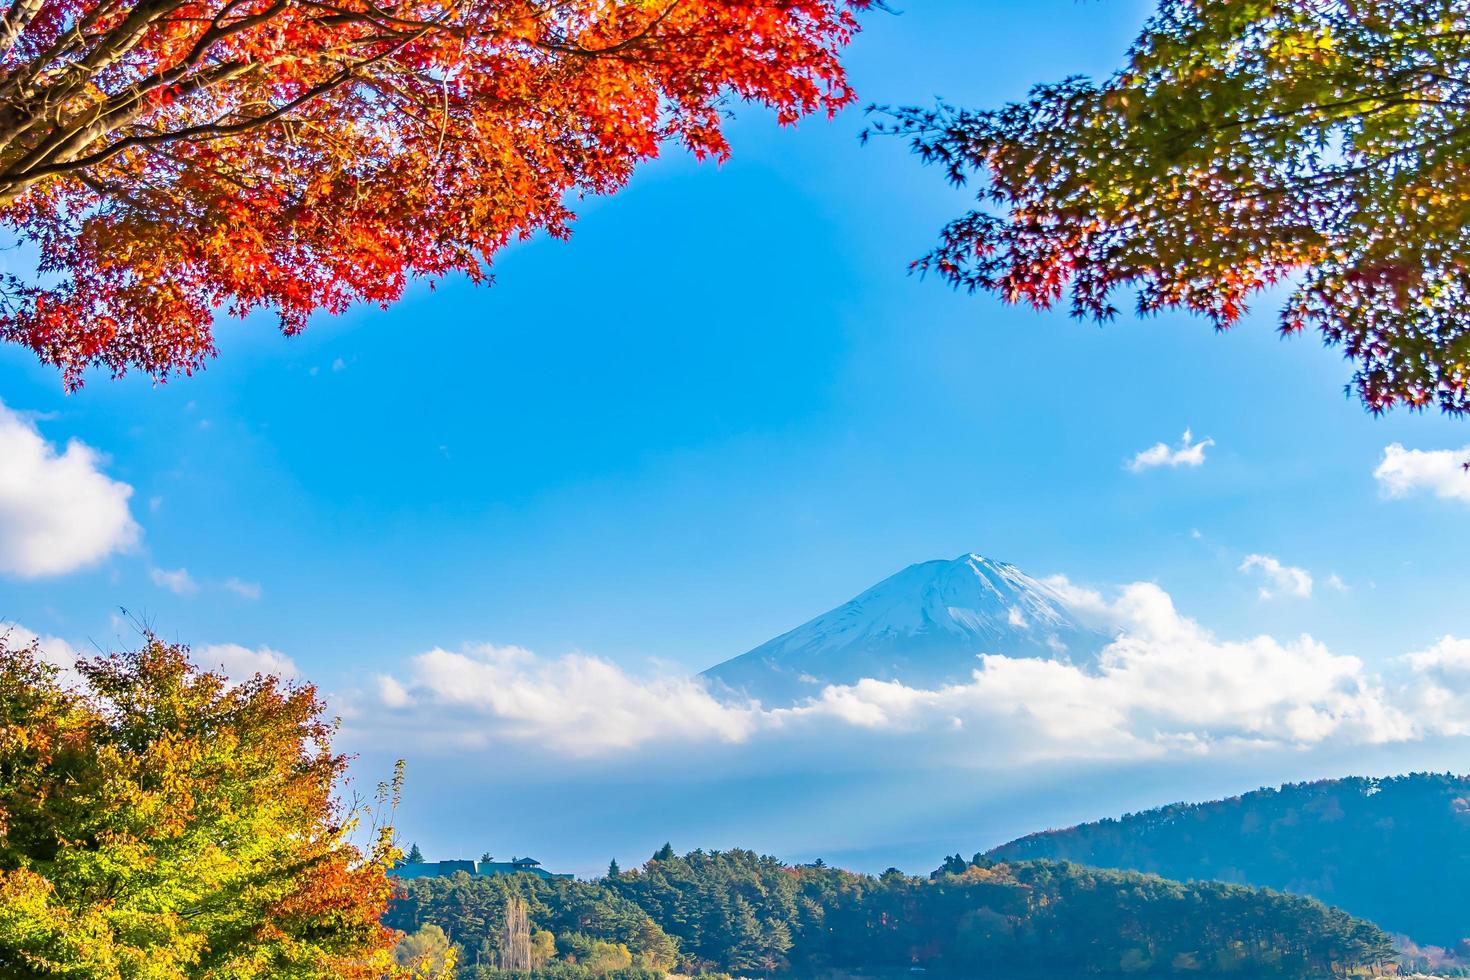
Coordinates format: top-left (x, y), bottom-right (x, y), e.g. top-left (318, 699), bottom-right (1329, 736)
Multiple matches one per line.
top-left (0, 0), bottom-right (871, 385)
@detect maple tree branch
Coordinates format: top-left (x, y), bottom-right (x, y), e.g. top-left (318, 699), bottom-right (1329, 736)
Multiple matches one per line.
top-left (0, 0), bottom-right (687, 198)
top-left (0, 10), bottom-right (445, 195)
top-left (0, 0), bottom-right (46, 58)
top-left (1, 59), bottom-right (259, 181)
top-left (533, 0), bottom-right (682, 56)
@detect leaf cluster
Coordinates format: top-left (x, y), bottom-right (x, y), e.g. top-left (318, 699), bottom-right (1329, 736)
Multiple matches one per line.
top-left (874, 0), bottom-right (1470, 414)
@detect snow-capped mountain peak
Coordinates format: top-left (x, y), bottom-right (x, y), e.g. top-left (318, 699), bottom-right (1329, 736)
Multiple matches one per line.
top-left (701, 553), bottom-right (1108, 705)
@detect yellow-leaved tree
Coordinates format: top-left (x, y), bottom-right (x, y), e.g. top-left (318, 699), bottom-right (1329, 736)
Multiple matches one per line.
top-left (0, 632), bottom-right (401, 978)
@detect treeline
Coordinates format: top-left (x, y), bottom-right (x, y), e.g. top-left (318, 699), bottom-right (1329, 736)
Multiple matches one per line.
top-left (385, 871), bottom-right (678, 977)
top-left (986, 773), bottom-right (1470, 947)
top-left (387, 847), bottom-right (1393, 978)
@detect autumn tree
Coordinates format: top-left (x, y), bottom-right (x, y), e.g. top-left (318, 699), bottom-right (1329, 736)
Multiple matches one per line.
top-left (875, 0), bottom-right (1470, 415)
top-left (0, 633), bottom-right (401, 978)
top-left (392, 924), bottom-right (457, 979)
top-left (0, 0), bottom-right (873, 387)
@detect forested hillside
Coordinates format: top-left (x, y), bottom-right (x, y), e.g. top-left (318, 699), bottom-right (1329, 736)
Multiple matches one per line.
top-left (986, 773), bottom-right (1470, 946)
top-left (387, 847), bottom-right (1392, 977)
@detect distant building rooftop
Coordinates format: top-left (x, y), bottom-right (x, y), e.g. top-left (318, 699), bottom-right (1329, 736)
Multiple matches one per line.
top-left (392, 857), bottom-right (572, 882)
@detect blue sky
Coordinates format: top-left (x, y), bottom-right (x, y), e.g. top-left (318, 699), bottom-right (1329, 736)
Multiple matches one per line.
top-left (3, 0), bottom-right (1470, 873)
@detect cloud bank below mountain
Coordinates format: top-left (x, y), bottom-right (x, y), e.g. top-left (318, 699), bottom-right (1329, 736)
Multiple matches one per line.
top-left (360, 577), bottom-right (1461, 762)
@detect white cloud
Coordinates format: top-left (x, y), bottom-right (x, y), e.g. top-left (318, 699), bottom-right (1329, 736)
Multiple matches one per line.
top-left (1327, 573), bottom-right (1349, 592)
top-left (372, 644), bottom-right (759, 755)
top-left (224, 577), bottom-right (262, 600)
top-left (787, 582), bottom-right (1406, 755)
top-left (1239, 554), bottom-right (1314, 600)
top-left (1401, 635), bottom-right (1470, 680)
top-left (1374, 444), bottom-right (1470, 504)
top-left (150, 566), bottom-right (198, 596)
top-left (1396, 637), bottom-right (1470, 736)
top-left (0, 623), bottom-right (80, 676)
top-left (0, 401), bottom-right (140, 578)
top-left (195, 643), bottom-right (298, 681)
top-left (1127, 429), bottom-right (1214, 472)
top-left (367, 582), bottom-right (1470, 762)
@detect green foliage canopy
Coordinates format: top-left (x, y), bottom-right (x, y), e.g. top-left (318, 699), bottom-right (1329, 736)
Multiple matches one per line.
top-left (391, 846), bottom-right (1394, 977)
top-left (876, 0), bottom-right (1470, 414)
top-left (987, 772), bottom-right (1470, 947)
top-left (0, 634), bottom-right (399, 978)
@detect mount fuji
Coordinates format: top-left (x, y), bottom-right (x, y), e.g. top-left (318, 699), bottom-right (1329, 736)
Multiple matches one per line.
top-left (701, 554), bottom-right (1113, 705)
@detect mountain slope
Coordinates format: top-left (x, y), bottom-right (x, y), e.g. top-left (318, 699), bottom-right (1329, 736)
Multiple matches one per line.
top-left (702, 553), bottom-right (1110, 704)
top-left (985, 773), bottom-right (1470, 946)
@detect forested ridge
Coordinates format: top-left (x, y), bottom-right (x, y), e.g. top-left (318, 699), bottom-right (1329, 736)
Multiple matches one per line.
top-left (386, 847), bottom-right (1392, 978)
top-left (987, 773), bottom-right (1470, 948)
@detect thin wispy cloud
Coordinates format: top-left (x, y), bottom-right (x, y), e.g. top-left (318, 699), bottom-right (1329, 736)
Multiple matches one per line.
top-left (150, 566), bottom-right (199, 597)
top-left (1239, 554), bottom-right (1313, 600)
top-left (1128, 429), bottom-right (1214, 472)
top-left (1375, 444), bottom-right (1470, 504)
top-left (0, 401), bottom-right (140, 578)
top-left (224, 577), bottom-right (263, 600)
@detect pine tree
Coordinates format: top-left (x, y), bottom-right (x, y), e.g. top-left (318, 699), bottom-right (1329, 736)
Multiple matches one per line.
top-left (652, 843), bottom-right (675, 862)
top-left (608, 859), bottom-right (622, 878)
top-left (406, 842), bottom-right (426, 864)
top-left (728, 894), bottom-right (790, 974)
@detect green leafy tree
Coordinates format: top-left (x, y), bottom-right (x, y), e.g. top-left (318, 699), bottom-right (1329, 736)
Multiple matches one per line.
top-left (877, 0), bottom-right (1470, 415)
top-left (0, 633), bottom-right (400, 978)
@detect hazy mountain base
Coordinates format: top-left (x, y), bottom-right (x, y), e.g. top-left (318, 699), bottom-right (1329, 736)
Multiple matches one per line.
top-left (388, 848), bottom-right (1392, 978)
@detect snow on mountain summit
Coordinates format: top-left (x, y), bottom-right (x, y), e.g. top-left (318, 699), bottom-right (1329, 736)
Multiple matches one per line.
top-left (701, 554), bottom-right (1110, 705)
